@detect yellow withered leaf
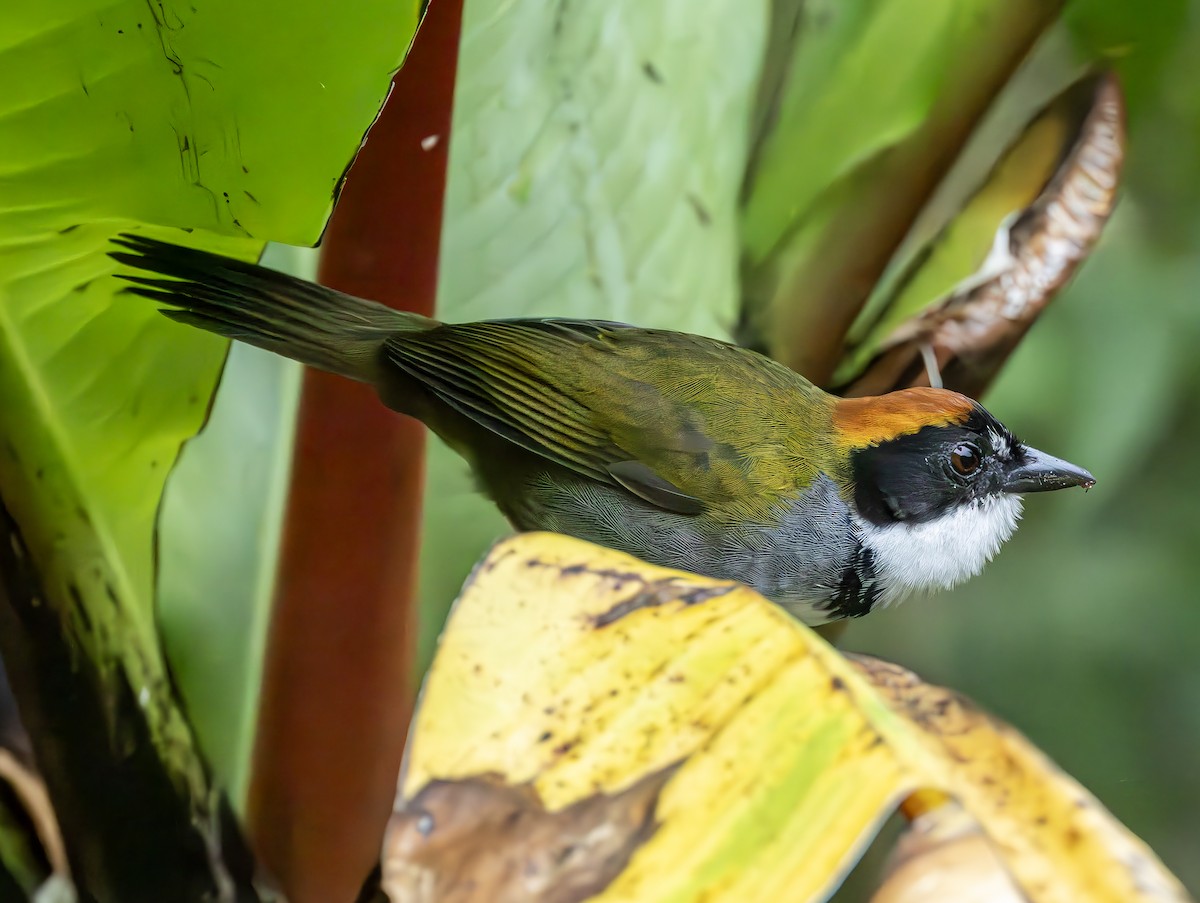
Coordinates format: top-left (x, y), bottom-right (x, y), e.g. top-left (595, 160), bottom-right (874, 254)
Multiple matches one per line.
top-left (855, 657), bottom-right (1188, 903)
top-left (390, 534), bottom-right (1190, 903)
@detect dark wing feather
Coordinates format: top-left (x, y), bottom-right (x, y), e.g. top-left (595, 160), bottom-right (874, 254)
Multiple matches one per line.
top-left (383, 318), bottom-right (830, 519)
top-left (606, 460), bottom-right (705, 515)
top-left (388, 334), bottom-right (617, 481)
top-left (384, 319), bottom-right (706, 513)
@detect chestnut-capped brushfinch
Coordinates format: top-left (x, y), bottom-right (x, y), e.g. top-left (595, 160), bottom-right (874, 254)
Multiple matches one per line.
top-left (112, 235), bottom-right (1094, 625)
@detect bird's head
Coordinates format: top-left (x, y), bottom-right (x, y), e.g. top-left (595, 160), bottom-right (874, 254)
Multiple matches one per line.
top-left (829, 387), bottom-right (1094, 600)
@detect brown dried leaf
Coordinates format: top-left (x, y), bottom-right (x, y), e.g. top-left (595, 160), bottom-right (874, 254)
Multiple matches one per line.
top-left (383, 765), bottom-right (679, 903)
top-left (841, 73), bottom-right (1125, 398)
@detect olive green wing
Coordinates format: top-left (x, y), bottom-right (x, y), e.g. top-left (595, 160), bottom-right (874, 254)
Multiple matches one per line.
top-left (383, 319), bottom-right (830, 518)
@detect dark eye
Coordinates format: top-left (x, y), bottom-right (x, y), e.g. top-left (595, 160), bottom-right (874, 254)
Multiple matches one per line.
top-left (950, 443), bottom-right (982, 477)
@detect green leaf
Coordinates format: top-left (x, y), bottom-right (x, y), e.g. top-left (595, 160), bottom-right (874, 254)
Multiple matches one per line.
top-left (737, 0), bottom-right (1062, 381)
top-left (0, 0), bottom-right (417, 857)
top-left (741, 0), bottom-right (959, 264)
top-left (0, 223), bottom-right (242, 817)
top-left (1, 0), bottom-right (414, 241)
top-left (418, 0), bottom-right (771, 669)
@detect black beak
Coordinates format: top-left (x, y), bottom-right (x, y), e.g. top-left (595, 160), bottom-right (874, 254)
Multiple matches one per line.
top-left (1003, 447), bottom-right (1096, 494)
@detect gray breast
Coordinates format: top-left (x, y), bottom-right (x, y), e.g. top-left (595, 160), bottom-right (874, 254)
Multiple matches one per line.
top-left (503, 472), bottom-right (863, 626)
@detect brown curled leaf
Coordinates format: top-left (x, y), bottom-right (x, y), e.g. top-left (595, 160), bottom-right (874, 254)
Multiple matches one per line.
top-left (840, 72), bottom-right (1125, 399)
top-left (382, 764), bottom-right (680, 903)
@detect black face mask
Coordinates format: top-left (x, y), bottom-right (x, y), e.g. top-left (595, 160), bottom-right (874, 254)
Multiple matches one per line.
top-left (850, 409), bottom-right (1018, 526)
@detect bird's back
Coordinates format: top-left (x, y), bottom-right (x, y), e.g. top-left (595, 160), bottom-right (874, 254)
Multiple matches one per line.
top-left (384, 318), bottom-right (842, 523)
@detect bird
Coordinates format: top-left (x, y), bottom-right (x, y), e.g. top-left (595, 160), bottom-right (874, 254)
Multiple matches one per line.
top-left (110, 233), bottom-right (1095, 626)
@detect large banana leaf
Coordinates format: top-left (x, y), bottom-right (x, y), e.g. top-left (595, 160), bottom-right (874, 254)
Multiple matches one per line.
top-left (0, 0), bottom-right (416, 894)
top-left (389, 534), bottom-right (1191, 903)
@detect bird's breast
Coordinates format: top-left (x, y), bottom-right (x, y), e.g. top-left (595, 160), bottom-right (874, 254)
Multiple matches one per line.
top-left (857, 493), bottom-right (1023, 601)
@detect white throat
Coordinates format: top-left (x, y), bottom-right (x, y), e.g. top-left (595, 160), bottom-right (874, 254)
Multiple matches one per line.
top-left (859, 494), bottom-right (1023, 606)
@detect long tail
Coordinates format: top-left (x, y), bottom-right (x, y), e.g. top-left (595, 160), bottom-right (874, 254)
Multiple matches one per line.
top-left (109, 233), bottom-right (436, 382)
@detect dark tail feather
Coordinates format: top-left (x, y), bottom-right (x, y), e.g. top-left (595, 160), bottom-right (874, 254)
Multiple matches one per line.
top-left (109, 233), bottom-right (434, 382)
